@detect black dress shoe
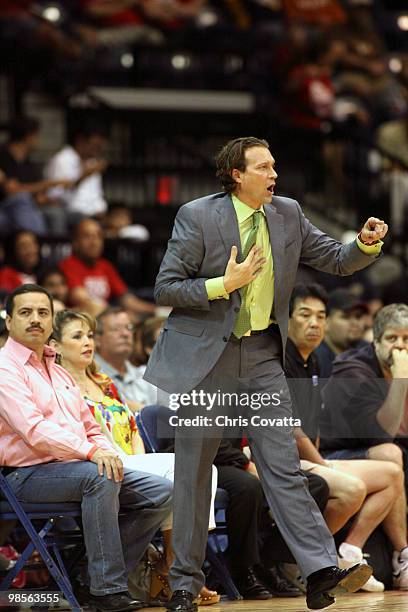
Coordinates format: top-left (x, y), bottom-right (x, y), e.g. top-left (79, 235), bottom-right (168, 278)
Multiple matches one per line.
top-left (306, 563), bottom-right (373, 610)
top-left (257, 565), bottom-right (301, 597)
top-left (234, 567), bottom-right (273, 600)
top-left (88, 590), bottom-right (144, 611)
top-left (166, 590), bottom-right (197, 612)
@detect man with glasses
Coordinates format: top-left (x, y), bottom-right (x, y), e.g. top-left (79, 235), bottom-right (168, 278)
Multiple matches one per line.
top-left (95, 307), bottom-right (157, 410)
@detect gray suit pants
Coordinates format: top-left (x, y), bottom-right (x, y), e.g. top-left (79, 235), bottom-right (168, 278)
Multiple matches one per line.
top-left (169, 329), bottom-right (337, 596)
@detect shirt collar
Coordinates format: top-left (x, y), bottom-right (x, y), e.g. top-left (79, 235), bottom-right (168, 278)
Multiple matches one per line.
top-left (231, 194), bottom-right (265, 224)
top-left (4, 336), bottom-right (56, 365)
top-left (286, 337), bottom-right (312, 367)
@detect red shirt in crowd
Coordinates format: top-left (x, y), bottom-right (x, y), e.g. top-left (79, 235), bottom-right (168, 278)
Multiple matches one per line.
top-left (0, 267), bottom-right (36, 293)
top-left (282, 0), bottom-right (346, 26)
top-left (59, 255), bottom-right (128, 303)
top-left (79, 0), bottom-right (144, 26)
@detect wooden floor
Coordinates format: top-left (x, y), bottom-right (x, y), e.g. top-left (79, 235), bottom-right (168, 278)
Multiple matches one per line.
top-left (143, 591), bottom-right (408, 611)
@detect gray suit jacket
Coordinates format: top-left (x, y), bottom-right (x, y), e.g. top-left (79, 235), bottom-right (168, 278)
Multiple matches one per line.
top-left (144, 192), bottom-right (380, 394)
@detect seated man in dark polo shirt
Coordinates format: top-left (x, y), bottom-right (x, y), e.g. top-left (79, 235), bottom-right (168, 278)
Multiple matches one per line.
top-left (286, 286), bottom-right (408, 591)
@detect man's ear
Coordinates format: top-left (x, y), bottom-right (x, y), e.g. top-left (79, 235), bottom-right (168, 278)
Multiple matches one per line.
top-left (5, 315), bottom-right (11, 332)
top-left (231, 168), bottom-right (241, 185)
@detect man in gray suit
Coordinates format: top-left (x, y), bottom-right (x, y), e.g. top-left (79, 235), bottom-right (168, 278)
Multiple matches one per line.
top-left (144, 137), bottom-right (388, 611)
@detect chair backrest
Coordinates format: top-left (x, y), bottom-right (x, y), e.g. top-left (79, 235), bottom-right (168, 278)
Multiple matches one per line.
top-left (135, 405), bottom-right (175, 453)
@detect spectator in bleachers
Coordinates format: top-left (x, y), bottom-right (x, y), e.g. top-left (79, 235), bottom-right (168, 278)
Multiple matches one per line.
top-left (315, 288), bottom-right (369, 379)
top-left (104, 204), bottom-right (150, 241)
top-left (282, 0), bottom-right (347, 29)
top-left (140, 0), bottom-right (206, 29)
top-left (329, 8), bottom-right (407, 124)
top-left (286, 283), bottom-right (406, 591)
top-left (45, 124), bottom-right (109, 223)
top-left (0, 2), bottom-right (86, 64)
top-left (0, 117), bottom-right (70, 237)
top-left (319, 303), bottom-right (408, 587)
top-left (0, 283), bottom-right (172, 611)
top-left (77, 0), bottom-right (164, 48)
top-left (95, 307), bottom-right (158, 411)
top-left (50, 308), bottom-right (220, 606)
top-left (0, 231), bottom-right (41, 293)
top-left (376, 113), bottom-right (408, 168)
top-left (59, 218), bottom-right (156, 318)
top-left (37, 268), bottom-right (69, 309)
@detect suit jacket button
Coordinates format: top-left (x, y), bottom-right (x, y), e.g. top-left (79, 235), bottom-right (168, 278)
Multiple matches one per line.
top-left (234, 307), bottom-right (239, 313)
top-left (223, 336), bottom-right (228, 342)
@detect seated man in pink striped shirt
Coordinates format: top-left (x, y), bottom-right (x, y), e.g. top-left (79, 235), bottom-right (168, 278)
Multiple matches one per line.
top-left (0, 284), bottom-right (172, 612)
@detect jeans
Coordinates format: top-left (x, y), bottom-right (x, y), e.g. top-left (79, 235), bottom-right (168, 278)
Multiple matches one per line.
top-left (6, 461), bottom-right (172, 595)
top-left (0, 193), bottom-right (47, 236)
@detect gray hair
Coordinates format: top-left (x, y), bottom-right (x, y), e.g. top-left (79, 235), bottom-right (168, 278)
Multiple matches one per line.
top-left (373, 304), bottom-right (408, 342)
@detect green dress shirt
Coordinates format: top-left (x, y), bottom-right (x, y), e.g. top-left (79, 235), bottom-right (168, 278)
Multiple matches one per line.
top-left (205, 195), bottom-right (382, 332)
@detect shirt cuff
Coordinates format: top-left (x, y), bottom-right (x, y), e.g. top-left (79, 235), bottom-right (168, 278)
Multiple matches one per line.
top-left (205, 277), bottom-right (230, 301)
top-left (356, 235), bottom-right (383, 255)
top-left (86, 444), bottom-right (99, 461)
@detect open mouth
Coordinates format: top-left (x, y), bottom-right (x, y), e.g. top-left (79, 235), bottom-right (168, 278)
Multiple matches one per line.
top-left (267, 184), bottom-right (274, 194)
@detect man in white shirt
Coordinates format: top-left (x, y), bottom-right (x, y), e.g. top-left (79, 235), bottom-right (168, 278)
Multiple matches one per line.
top-left (45, 125), bottom-right (108, 218)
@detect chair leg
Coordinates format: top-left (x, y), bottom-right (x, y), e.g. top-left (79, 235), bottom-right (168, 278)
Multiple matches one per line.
top-left (0, 517), bottom-right (82, 612)
top-left (205, 543), bottom-right (242, 600)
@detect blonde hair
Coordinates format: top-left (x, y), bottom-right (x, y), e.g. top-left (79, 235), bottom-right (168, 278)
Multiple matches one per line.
top-left (51, 310), bottom-right (108, 391)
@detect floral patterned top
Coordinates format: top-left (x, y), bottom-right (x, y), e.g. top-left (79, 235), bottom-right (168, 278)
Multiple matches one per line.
top-left (84, 374), bottom-right (144, 456)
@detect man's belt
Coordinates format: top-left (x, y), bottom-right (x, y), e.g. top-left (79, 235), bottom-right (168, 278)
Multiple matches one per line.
top-left (232, 323), bottom-right (279, 339)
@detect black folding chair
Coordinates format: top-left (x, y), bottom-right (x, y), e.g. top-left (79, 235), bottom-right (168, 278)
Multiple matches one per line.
top-left (0, 468), bottom-right (84, 611)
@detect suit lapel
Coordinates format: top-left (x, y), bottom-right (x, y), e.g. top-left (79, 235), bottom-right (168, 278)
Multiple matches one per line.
top-left (265, 203), bottom-right (284, 307)
top-left (215, 194), bottom-right (243, 262)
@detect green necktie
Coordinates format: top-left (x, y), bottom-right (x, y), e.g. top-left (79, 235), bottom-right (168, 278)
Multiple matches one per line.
top-left (233, 210), bottom-right (262, 338)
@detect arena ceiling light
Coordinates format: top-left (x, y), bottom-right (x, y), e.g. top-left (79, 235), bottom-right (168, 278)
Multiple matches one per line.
top-left (120, 53), bottom-right (134, 69)
top-left (171, 55), bottom-right (191, 70)
top-left (389, 57), bottom-right (402, 72)
top-left (42, 5), bottom-right (61, 23)
top-left (397, 15), bottom-right (408, 30)
top-left (30, 2), bottom-right (64, 24)
top-left (196, 8), bottom-right (218, 27)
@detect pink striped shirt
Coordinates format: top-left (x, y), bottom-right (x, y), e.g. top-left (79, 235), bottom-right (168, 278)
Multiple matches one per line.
top-left (0, 337), bottom-right (112, 467)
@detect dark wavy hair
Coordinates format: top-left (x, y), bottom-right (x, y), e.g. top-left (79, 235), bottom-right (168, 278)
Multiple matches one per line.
top-left (5, 283), bottom-right (53, 316)
top-left (215, 136), bottom-right (269, 193)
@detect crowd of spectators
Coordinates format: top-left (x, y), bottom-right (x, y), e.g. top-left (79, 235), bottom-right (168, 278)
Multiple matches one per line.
top-left (1, 277), bottom-right (408, 604)
top-left (1, 0), bottom-right (408, 605)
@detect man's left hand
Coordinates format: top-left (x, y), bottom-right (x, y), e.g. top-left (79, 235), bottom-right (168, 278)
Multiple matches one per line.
top-left (360, 217), bottom-right (388, 244)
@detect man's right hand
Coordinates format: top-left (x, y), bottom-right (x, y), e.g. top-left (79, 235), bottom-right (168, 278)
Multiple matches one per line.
top-left (90, 448), bottom-right (124, 483)
top-left (390, 349), bottom-right (408, 380)
top-left (223, 245), bottom-right (266, 293)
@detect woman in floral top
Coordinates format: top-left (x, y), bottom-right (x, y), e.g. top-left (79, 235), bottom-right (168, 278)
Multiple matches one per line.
top-left (50, 310), bottom-right (219, 606)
